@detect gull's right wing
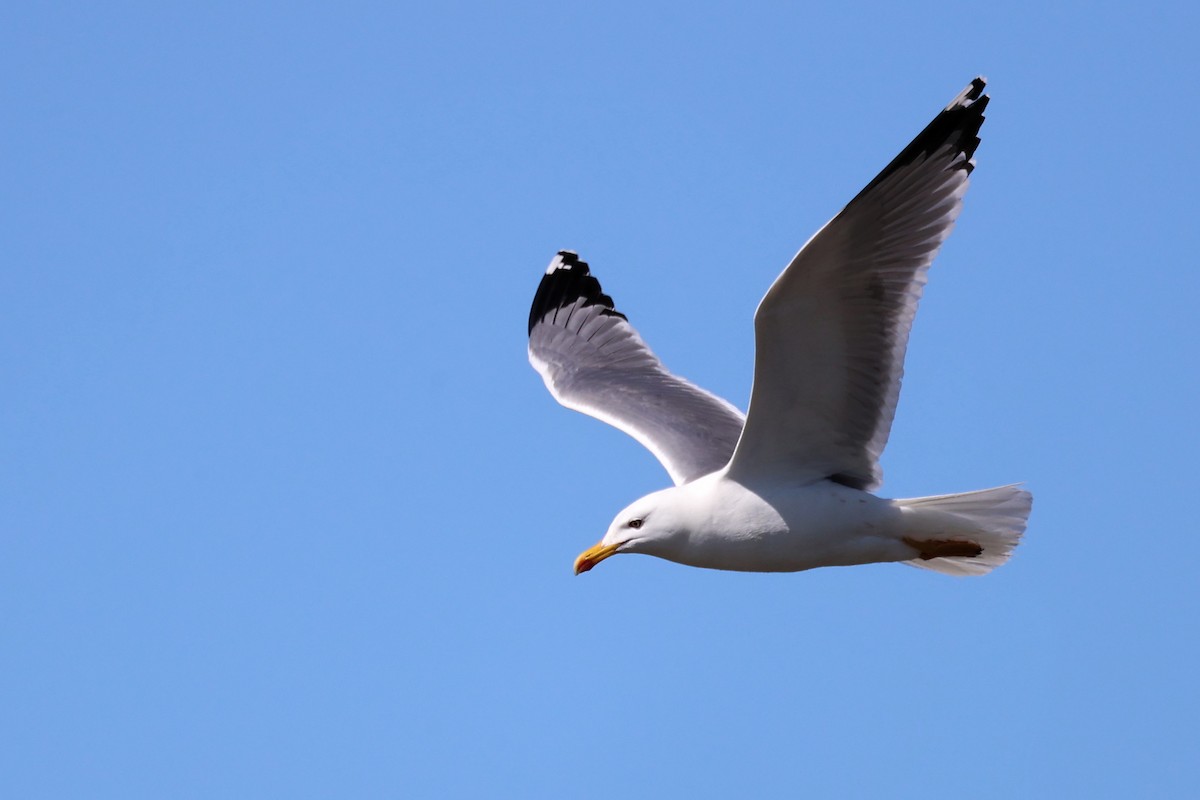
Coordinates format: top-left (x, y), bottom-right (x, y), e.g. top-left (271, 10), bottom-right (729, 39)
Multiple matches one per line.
top-left (528, 251), bottom-right (745, 485)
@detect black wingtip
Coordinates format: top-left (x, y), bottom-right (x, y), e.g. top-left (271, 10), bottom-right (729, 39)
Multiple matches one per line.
top-left (946, 76), bottom-right (987, 111)
top-left (527, 251), bottom-right (628, 336)
top-left (853, 77), bottom-right (990, 202)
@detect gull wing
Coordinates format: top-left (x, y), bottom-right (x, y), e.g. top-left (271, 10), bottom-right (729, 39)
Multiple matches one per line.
top-left (528, 251), bottom-right (745, 485)
top-left (727, 78), bottom-right (989, 490)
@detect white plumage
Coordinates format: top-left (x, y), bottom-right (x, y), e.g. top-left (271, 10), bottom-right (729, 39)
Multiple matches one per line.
top-left (527, 78), bottom-right (1031, 577)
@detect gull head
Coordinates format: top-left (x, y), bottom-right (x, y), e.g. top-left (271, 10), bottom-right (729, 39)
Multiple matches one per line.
top-left (573, 487), bottom-right (686, 575)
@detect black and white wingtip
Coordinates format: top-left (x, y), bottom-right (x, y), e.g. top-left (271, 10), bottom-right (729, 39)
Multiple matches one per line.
top-left (527, 250), bottom-right (628, 336)
top-left (936, 75), bottom-right (988, 170)
top-left (852, 77), bottom-right (989, 203)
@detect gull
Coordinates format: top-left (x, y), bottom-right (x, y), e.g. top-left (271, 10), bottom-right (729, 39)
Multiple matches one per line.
top-left (527, 78), bottom-right (1031, 577)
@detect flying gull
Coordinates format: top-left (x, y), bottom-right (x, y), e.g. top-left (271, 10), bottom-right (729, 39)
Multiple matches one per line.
top-left (528, 78), bottom-right (1031, 577)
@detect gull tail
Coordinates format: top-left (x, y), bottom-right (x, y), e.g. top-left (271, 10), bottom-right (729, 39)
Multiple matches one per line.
top-left (896, 485), bottom-right (1032, 577)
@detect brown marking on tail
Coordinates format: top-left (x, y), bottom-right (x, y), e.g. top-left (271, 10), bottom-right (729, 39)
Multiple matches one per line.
top-left (902, 537), bottom-right (984, 561)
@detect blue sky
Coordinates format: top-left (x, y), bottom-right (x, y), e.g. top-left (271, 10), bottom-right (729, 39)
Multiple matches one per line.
top-left (3, 1), bottom-right (1198, 797)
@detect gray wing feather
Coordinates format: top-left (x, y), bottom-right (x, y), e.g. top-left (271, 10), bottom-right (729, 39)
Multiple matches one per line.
top-left (528, 252), bottom-right (745, 485)
top-left (728, 78), bottom-right (990, 489)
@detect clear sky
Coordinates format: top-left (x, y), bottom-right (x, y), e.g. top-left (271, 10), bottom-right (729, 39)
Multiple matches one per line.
top-left (3, 2), bottom-right (1198, 797)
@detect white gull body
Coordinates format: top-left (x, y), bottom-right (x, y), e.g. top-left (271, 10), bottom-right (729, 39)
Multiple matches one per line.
top-left (527, 78), bottom-right (1031, 578)
top-left (614, 474), bottom-right (910, 573)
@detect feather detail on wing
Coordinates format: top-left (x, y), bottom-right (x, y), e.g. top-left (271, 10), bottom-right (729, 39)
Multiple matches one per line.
top-left (728, 78), bottom-right (989, 489)
top-left (528, 251), bottom-right (745, 485)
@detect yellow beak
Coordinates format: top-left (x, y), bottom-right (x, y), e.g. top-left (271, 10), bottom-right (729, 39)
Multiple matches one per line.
top-left (574, 541), bottom-right (620, 575)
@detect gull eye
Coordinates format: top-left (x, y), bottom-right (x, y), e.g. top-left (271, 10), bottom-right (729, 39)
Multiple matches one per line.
top-left (628, 518), bottom-right (643, 530)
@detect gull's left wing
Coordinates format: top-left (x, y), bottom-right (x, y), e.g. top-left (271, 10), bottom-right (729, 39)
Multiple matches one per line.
top-left (528, 251), bottom-right (745, 485)
top-left (727, 78), bottom-right (990, 490)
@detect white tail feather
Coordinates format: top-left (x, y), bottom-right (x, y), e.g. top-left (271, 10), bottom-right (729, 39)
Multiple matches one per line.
top-left (897, 484), bottom-right (1032, 576)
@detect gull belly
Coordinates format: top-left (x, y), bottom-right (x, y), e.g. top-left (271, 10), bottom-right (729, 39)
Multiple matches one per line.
top-left (643, 473), bottom-right (912, 573)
